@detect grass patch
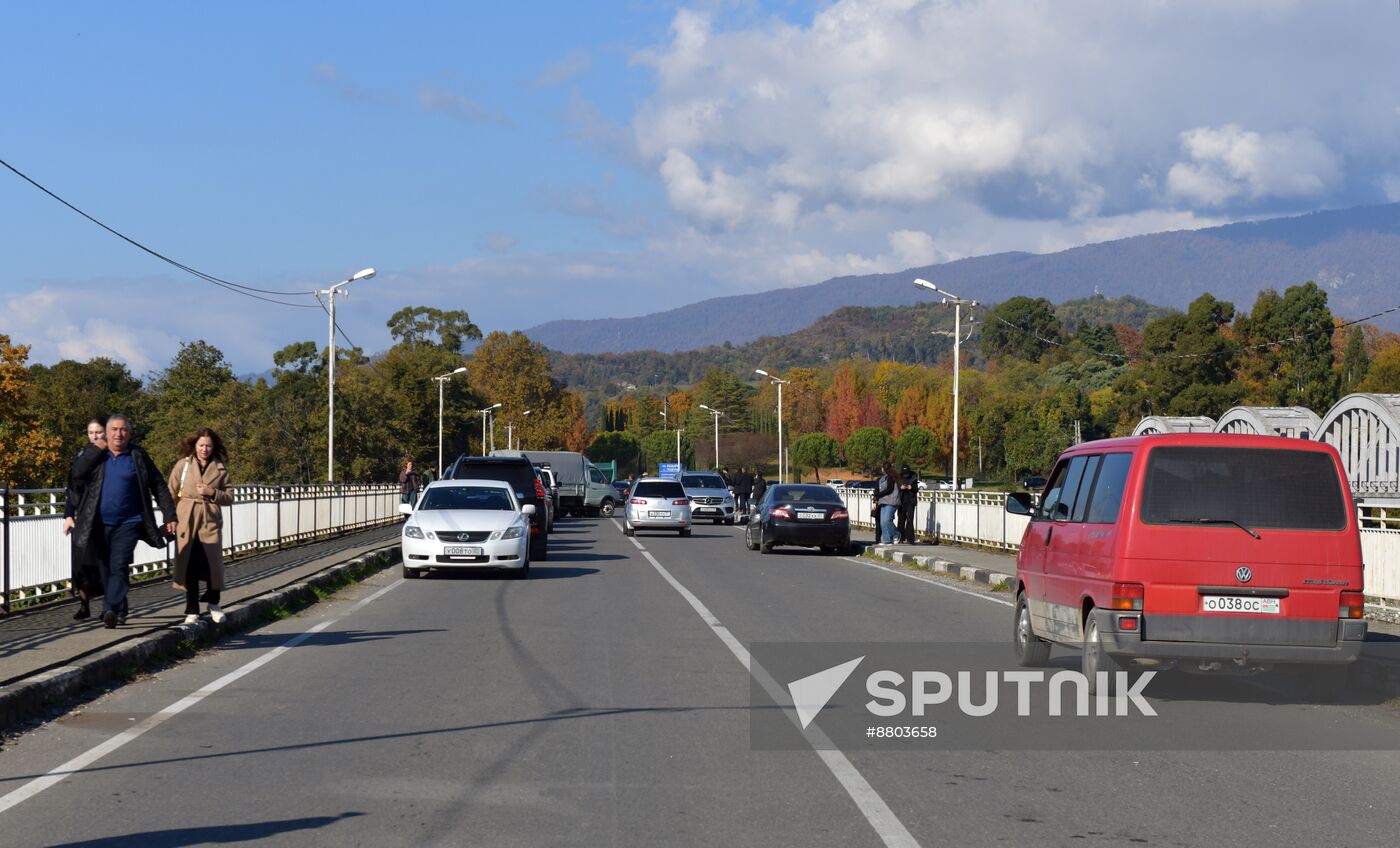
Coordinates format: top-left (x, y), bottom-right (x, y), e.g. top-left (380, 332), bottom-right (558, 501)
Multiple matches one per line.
top-left (989, 579), bottom-right (1012, 593)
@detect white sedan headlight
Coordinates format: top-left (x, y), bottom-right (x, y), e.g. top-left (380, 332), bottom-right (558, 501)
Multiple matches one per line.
top-left (489, 524), bottom-right (526, 541)
top-left (404, 524), bottom-right (425, 539)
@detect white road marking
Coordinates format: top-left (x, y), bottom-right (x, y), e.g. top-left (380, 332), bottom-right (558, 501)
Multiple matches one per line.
top-left (0, 578), bottom-right (406, 815)
top-left (635, 546), bottom-right (920, 847)
top-left (841, 556), bottom-right (1014, 608)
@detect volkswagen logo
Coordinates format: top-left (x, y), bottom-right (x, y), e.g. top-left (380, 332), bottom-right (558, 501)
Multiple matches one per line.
top-left (1235, 566), bottom-right (1253, 583)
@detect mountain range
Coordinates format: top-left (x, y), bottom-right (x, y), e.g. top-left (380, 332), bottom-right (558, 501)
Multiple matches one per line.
top-left (525, 203), bottom-right (1400, 354)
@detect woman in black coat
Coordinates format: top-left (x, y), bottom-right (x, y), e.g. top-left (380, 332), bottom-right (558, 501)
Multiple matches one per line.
top-left (63, 418), bottom-right (107, 620)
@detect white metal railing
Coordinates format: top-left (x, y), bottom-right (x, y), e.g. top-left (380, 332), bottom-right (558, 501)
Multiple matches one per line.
top-left (1, 483), bottom-right (401, 610)
top-left (840, 488), bottom-right (1400, 616)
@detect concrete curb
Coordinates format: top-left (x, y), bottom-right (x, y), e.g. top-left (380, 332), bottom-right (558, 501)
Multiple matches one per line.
top-left (864, 544), bottom-right (1016, 589)
top-left (0, 544), bottom-right (401, 730)
top-left (859, 544), bottom-right (1400, 699)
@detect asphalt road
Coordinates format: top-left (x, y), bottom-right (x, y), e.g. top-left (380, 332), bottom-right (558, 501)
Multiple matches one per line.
top-left (1, 515), bottom-right (1398, 847)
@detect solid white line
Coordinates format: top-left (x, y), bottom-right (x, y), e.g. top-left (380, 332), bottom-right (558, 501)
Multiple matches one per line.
top-left (0, 578), bottom-right (405, 815)
top-left (841, 557), bottom-right (1013, 608)
top-left (635, 547), bottom-right (919, 847)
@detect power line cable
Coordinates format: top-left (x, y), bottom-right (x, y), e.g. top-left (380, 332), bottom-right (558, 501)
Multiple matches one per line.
top-left (0, 155), bottom-right (319, 307)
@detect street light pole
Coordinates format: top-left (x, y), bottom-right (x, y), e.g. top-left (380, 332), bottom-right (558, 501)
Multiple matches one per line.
top-left (755, 369), bottom-right (791, 483)
top-left (318, 267), bottom-right (376, 482)
top-left (479, 402), bottom-right (501, 455)
top-left (699, 404), bottom-right (725, 469)
top-left (514, 409), bottom-right (531, 450)
top-left (914, 278), bottom-right (976, 495)
top-left (433, 366), bottom-right (467, 478)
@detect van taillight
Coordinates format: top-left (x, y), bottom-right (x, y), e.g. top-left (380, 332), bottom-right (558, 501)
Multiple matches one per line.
top-left (1111, 582), bottom-right (1144, 611)
top-left (1340, 591), bottom-right (1365, 619)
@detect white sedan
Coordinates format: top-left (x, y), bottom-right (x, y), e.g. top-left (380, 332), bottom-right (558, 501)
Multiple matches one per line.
top-left (400, 479), bottom-right (535, 579)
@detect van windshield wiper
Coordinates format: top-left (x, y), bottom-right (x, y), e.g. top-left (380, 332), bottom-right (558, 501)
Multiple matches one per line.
top-left (1166, 517), bottom-right (1261, 540)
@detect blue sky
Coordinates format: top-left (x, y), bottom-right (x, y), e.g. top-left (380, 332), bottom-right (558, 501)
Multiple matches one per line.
top-left (4, 1), bottom-right (1400, 373)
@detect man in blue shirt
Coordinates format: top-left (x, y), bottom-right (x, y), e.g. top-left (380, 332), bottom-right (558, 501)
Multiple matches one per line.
top-left (70, 415), bottom-right (178, 628)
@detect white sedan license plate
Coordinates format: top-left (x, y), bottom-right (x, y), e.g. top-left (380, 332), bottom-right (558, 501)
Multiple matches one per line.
top-left (444, 546), bottom-right (483, 556)
top-left (648, 510), bottom-right (671, 518)
top-left (796, 511), bottom-right (825, 520)
top-left (1201, 595), bottom-right (1280, 614)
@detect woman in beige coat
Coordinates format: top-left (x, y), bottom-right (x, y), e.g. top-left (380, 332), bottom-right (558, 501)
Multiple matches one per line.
top-left (168, 428), bottom-right (234, 624)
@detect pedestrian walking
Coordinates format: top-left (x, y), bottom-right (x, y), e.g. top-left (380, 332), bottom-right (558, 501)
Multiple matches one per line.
top-left (62, 417), bottom-right (107, 620)
top-left (897, 464), bottom-right (919, 544)
top-left (750, 470), bottom-right (768, 509)
top-left (169, 428), bottom-right (233, 625)
top-left (733, 466), bottom-right (752, 514)
top-left (876, 463), bottom-right (901, 544)
top-left (399, 458), bottom-right (421, 508)
top-left (70, 414), bottom-right (178, 628)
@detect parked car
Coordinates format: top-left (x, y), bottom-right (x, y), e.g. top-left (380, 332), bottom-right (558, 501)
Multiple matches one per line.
top-left (680, 471), bottom-right (737, 524)
top-left (535, 465), bottom-right (560, 530)
top-left (623, 477), bottom-right (692, 536)
top-left (744, 483), bottom-right (850, 555)
top-left (825, 478), bottom-right (846, 489)
top-left (1020, 476), bottom-right (1048, 491)
top-left (399, 479), bottom-right (534, 579)
top-left (1005, 433), bottom-right (1366, 697)
top-left (447, 455), bottom-right (550, 561)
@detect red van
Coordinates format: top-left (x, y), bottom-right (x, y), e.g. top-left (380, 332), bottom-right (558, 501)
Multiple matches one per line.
top-left (1006, 433), bottom-right (1367, 693)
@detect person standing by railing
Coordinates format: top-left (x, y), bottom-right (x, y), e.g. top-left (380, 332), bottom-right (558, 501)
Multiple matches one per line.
top-left (71, 414), bottom-right (178, 628)
top-left (897, 464), bottom-right (918, 545)
top-left (876, 463), bottom-right (901, 544)
top-left (168, 429), bottom-right (233, 625)
top-left (399, 458), bottom-right (421, 512)
top-left (62, 417), bottom-right (107, 620)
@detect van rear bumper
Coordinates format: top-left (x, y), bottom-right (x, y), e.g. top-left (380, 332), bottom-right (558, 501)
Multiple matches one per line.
top-left (1093, 610), bottom-right (1366, 665)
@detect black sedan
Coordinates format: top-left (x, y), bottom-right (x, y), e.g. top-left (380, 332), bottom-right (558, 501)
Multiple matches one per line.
top-left (743, 484), bottom-right (851, 555)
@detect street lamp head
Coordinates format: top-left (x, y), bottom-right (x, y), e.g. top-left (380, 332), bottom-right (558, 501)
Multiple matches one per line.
top-left (490, 402), bottom-right (502, 410)
top-left (699, 404), bottom-right (711, 412)
top-left (754, 368), bottom-right (769, 377)
top-left (523, 410), bottom-right (533, 416)
top-left (452, 366), bottom-right (467, 374)
top-left (351, 267), bottom-right (377, 282)
top-left (913, 278), bottom-right (937, 292)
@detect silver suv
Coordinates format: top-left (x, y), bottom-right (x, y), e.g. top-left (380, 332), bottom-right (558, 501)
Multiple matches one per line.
top-left (623, 477), bottom-right (692, 537)
top-left (680, 472), bottom-right (736, 525)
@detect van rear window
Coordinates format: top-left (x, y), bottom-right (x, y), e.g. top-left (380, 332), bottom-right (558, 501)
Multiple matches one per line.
top-left (1140, 447), bottom-right (1347, 531)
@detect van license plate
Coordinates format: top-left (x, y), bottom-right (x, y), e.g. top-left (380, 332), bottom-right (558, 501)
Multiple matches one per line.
top-left (1202, 595), bottom-right (1280, 614)
top-left (444, 546), bottom-right (483, 556)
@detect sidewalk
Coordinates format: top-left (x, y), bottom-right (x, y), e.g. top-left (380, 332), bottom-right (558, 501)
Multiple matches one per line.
top-left (0, 525), bottom-right (403, 727)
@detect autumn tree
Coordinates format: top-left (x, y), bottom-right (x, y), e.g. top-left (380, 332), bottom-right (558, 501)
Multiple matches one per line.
top-left (0, 335), bottom-right (63, 487)
top-left (1339, 327), bottom-right (1370, 395)
top-left (823, 365), bottom-right (863, 443)
top-left (895, 425), bottom-right (937, 474)
top-left (145, 341), bottom-right (238, 471)
top-left (469, 331), bottom-right (573, 452)
top-left (27, 357), bottom-right (144, 482)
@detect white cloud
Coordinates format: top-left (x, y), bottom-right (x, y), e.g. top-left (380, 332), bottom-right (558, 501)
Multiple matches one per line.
top-left (476, 232), bottom-right (518, 254)
top-left (418, 83), bottom-right (511, 126)
top-left (1167, 124), bottom-right (1341, 206)
top-left (658, 149), bottom-right (751, 229)
top-left (533, 50), bottom-right (592, 87)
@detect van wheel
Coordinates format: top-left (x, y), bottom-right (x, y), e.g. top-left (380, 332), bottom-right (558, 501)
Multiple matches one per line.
top-left (1013, 592), bottom-right (1051, 667)
top-left (599, 499), bottom-right (615, 517)
top-left (1082, 613), bottom-right (1123, 694)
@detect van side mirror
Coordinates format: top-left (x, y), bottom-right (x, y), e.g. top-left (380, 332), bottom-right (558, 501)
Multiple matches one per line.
top-left (1005, 492), bottom-right (1033, 516)
top-left (522, 504), bottom-right (536, 515)
top-left (398, 502), bottom-right (414, 515)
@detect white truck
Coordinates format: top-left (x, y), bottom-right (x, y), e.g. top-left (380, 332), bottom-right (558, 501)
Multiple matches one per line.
top-left (489, 449), bottom-right (618, 517)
